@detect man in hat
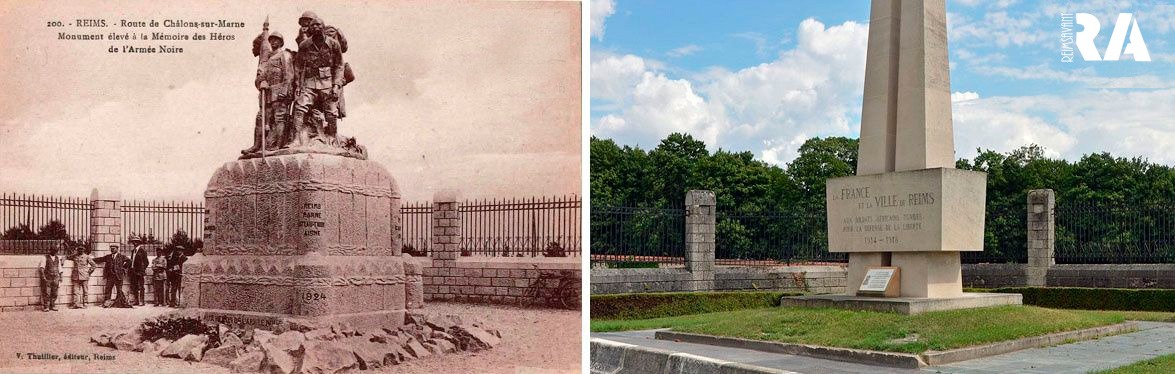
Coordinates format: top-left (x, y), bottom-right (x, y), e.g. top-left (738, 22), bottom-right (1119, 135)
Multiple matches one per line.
top-left (291, 16), bottom-right (345, 147)
top-left (67, 245), bottom-right (97, 308)
top-left (94, 244), bottom-right (132, 308)
top-left (166, 247), bottom-right (188, 307)
top-left (128, 244), bottom-right (149, 306)
top-left (38, 246), bottom-right (64, 311)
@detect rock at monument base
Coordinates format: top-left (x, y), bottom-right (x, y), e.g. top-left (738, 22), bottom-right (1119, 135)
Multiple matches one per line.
top-left (229, 350), bottom-right (265, 373)
top-left (90, 331), bottom-right (116, 348)
top-left (403, 338), bottom-right (430, 359)
top-left (345, 337), bottom-right (390, 370)
top-left (112, 330), bottom-right (142, 351)
top-left (253, 329), bottom-right (275, 345)
top-left (270, 331), bottom-right (307, 352)
top-left (451, 323), bottom-right (501, 351)
top-left (203, 344), bottom-right (242, 368)
top-left (149, 339), bottom-right (173, 356)
top-left (305, 327), bottom-right (336, 341)
top-left (161, 334), bottom-right (208, 359)
top-left (301, 340), bottom-right (359, 374)
top-left (220, 332), bottom-right (244, 348)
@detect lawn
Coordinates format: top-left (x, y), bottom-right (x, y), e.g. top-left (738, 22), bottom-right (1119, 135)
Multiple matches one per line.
top-left (592, 305), bottom-right (1141, 354)
top-left (1094, 353), bottom-right (1175, 374)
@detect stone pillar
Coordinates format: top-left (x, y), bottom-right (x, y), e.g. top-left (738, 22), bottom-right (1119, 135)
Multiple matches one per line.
top-left (88, 188), bottom-right (122, 256)
top-left (1026, 189), bottom-right (1055, 287)
top-left (684, 190), bottom-right (715, 291)
top-left (431, 190), bottom-right (461, 300)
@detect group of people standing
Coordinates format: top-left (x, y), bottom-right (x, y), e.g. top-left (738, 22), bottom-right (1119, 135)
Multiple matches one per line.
top-left (39, 244), bottom-right (187, 311)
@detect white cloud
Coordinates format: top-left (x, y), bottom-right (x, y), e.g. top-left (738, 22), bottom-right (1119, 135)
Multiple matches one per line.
top-left (951, 89), bottom-right (1175, 164)
top-left (953, 97), bottom-right (1076, 159)
top-left (952, 91), bottom-right (981, 102)
top-left (950, 11), bottom-right (1047, 48)
top-left (591, 18), bottom-right (869, 164)
top-left (590, 0), bottom-right (617, 40)
top-left (590, 53), bottom-right (650, 102)
top-left (974, 64), bottom-right (1168, 89)
top-left (667, 44), bottom-right (703, 58)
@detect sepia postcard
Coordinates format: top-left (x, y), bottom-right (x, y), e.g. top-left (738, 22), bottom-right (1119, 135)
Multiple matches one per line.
top-left (0, 1), bottom-right (583, 373)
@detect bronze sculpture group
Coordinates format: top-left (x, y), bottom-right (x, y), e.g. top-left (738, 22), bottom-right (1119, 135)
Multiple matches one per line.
top-left (241, 11), bottom-right (365, 159)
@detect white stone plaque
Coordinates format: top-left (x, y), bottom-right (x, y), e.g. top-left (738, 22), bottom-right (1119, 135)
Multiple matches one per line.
top-left (826, 168), bottom-right (987, 253)
top-left (859, 268), bottom-right (895, 292)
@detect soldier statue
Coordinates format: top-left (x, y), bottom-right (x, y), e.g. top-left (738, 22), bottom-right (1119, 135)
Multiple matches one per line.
top-left (244, 19), bottom-right (296, 154)
top-left (291, 16), bottom-right (345, 147)
top-left (239, 12), bottom-right (365, 158)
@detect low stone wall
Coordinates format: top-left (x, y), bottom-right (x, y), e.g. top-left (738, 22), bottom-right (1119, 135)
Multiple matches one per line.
top-left (420, 256), bottom-right (580, 305)
top-left (0, 255), bottom-right (165, 311)
top-left (964, 263), bottom-right (1175, 289)
top-left (591, 265), bottom-right (847, 295)
top-left (1047, 264), bottom-right (1175, 289)
top-left (962, 264), bottom-right (1028, 289)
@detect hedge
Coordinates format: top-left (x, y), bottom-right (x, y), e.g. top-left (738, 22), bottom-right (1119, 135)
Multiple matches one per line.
top-left (590, 291), bottom-right (798, 320)
top-left (986, 287), bottom-right (1175, 312)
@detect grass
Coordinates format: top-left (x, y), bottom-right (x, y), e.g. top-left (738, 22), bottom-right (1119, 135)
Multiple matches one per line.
top-left (592, 305), bottom-right (1129, 354)
top-left (1093, 353), bottom-right (1175, 374)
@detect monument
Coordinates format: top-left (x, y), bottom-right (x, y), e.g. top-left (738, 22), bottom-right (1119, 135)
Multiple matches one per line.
top-left (782, 0), bottom-right (1020, 313)
top-left (180, 13), bottom-right (423, 330)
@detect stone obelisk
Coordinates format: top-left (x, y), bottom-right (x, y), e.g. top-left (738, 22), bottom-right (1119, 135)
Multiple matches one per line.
top-left (829, 0), bottom-right (984, 299)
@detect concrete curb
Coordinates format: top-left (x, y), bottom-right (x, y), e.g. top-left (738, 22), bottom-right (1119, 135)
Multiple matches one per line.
top-left (655, 322), bottom-right (1139, 368)
top-left (921, 321), bottom-right (1138, 365)
top-left (589, 338), bottom-right (797, 374)
top-left (654, 331), bottom-right (924, 368)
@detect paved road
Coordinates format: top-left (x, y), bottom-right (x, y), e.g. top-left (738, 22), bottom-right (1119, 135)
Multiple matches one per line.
top-left (593, 321), bottom-right (1175, 374)
top-left (929, 321), bottom-right (1175, 374)
top-left (594, 330), bottom-right (915, 374)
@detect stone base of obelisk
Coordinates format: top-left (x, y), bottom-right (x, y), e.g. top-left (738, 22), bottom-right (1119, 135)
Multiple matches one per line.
top-left (180, 153), bottom-right (424, 331)
top-left (780, 293), bottom-right (1021, 315)
top-left (813, 168), bottom-right (1022, 313)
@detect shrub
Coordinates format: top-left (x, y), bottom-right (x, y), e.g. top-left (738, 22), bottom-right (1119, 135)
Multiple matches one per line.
top-left (402, 244), bottom-right (427, 257)
top-left (140, 315), bottom-right (220, 348)
top-left (987, 287), bottom-right (1175, 312)
top-left (544, 242), bottom-right (567, 257)
top-left (605, 261), bottom-right (660, 269)
top-left (591, 291), bottom-right (798, 320)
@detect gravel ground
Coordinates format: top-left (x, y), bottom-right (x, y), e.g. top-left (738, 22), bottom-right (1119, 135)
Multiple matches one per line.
top-left (0, 303), bottom-right (580, 374)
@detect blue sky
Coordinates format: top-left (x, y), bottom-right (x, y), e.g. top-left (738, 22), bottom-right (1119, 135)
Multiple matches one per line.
top-left (590, 0), bottom-right (1175, 165)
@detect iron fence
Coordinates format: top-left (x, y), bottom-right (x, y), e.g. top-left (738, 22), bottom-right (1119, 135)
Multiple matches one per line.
top-left (962, 204), bottom-right (1027, 264)
top-left (121, 200), bottom-right (206, 249)
top-left (401, 201), bottom-right (432, 256)
top-left (1055, 203), bottom-right (1175, 264)
top-left (401, 195), bottom-right (582, 258)
top-left (590, 206), bottom-right (685, 265)
top-left (0, 193), bottom-right (91, 245)
top-left (714, 210), bottom-right (845, 266)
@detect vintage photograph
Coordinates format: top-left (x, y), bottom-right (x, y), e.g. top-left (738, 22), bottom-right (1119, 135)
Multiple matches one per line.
top-left (0, 1), bottom-right (581, 373)
top-left (588, 0), bottom-right (1175, 373)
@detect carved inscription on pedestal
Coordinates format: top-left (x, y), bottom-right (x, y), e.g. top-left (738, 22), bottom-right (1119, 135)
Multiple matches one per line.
top-left (301, 202), bottom-right (325, 237)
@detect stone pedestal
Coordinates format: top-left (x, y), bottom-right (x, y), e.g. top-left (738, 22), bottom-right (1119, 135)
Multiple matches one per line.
top-left (182, 153), bottom-right (420, 330)
top-left (828, 168), bottom-right (985, 298)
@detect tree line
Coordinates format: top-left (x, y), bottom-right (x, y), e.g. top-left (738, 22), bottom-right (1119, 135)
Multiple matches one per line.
top-left (591, 133), bottom-right (1175, 263)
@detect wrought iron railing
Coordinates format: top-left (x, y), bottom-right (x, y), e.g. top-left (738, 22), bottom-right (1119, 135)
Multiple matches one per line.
top-left (1055, 203), bottom-right (1175, 264)
top-left (590, 206), bottom-right (686, 265)
top-left (401, 195), bottom-right (582, 258)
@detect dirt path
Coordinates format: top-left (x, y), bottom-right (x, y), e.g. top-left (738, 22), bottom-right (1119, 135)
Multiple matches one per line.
top-left (0, 303), bottom-right (580, 374)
